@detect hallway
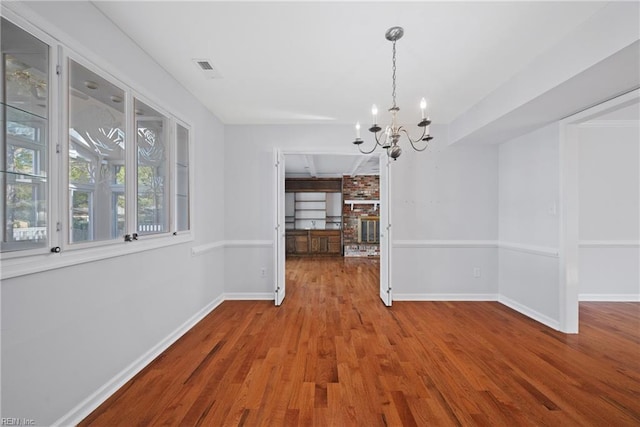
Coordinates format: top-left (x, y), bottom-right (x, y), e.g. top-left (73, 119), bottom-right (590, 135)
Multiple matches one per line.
top-left (82, 257), bottom-right (640, 426)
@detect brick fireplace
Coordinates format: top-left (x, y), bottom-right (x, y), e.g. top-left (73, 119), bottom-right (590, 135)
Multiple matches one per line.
top-left (342, 175), bottom-right (380, 257)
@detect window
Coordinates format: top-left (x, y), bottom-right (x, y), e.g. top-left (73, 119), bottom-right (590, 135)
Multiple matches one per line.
top-left (175, 123), bottom-right (190, 232)
top-left (1, 17), bottom-right (49, 252)
top-left (68, 59), bottom-right (126, 243)
top-left (135, 99), bottom-right (168, 235)
top-left (1, 14), bottom-right (192, 265)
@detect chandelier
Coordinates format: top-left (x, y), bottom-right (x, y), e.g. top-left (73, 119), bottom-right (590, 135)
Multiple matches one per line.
top-left (352, 26), bottom-right (433, 160)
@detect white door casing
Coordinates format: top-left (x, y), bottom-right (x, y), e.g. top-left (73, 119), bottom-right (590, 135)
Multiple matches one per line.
top-left (379, 152), bottom-right (392, 306)
top-left (274, 149), bottom-right (286, 305)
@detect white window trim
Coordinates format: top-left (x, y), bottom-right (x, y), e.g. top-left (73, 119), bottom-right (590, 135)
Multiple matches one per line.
top-left (0, 8), bottom-right (194, 279)
top-left (0, 9), bottom-right (59, 260)
top-left (1, 233), bottom-right (194, 280)
top-left (173, 118), bottom-right (193, 234)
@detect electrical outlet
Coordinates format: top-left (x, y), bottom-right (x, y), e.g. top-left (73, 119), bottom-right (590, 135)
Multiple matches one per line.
top-left (260, 268), bottom-right (266, 277)
top-left (473, 267), bottom-right (481, 278)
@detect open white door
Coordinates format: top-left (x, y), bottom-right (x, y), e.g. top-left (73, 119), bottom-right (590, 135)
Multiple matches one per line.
top-left (379, 153), bottom-right (392, 306)
top-left (274, 149), bottom-right (286, 305)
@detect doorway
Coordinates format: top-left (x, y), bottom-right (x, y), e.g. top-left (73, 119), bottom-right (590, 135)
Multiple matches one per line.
top-left (273, 150), bottom-right (391, 307)
top-left (559, 89), bottom-right (639, 332)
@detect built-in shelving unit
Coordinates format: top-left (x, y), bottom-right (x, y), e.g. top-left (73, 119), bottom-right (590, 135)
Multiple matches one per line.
top-left (285, 190), bottom-right (343, 230)
top-left (294, 192), bottom-right (326, 229)
top-left (284, 178), bottom-right (343, 256)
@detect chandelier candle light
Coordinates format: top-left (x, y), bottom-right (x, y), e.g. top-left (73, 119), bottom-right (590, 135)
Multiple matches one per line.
top-left (353, 26), bottom-right (433, 160)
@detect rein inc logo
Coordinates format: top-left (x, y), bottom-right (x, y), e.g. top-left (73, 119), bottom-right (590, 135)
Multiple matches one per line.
top-left (1, 419), bottom-right (36, 426)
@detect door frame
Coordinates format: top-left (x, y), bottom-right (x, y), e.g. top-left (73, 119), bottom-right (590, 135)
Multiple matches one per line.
top-left (273, 149), bottom-right (392, 306)
top-left (558, 88), bottom-right (639, 332)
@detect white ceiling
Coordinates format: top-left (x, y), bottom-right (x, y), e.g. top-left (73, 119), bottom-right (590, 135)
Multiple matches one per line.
top-left (93, 1), bottom-right (608, 127)
top-left (285, 153), bottom-right (379, 178)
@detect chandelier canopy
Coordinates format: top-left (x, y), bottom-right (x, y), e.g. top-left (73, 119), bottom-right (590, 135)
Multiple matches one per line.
top-left (352, 26), bottom-right (433, 160)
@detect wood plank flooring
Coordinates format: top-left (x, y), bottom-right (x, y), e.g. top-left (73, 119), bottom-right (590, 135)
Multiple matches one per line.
top-left (81, 257), bottom-right (640, 426)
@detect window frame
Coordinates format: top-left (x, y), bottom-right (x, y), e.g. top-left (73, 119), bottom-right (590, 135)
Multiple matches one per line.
top-left (173, 118), bottom-right (192, 234)
top-left (0, 10), bottom-right (194, 278)
top-left (1, 11), bottom-right (58, 259)
top-left (133, 95), bottom-right (172, 238)
top-left (63, 51), bottom-right (130, 251)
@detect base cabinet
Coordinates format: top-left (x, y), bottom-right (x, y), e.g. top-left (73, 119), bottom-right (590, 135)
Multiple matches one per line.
top-left (286, 230), bottom-right (342, 256)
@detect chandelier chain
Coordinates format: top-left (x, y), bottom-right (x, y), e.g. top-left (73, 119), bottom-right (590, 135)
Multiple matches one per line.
top-left (391, 40), bottom-right (397, 109)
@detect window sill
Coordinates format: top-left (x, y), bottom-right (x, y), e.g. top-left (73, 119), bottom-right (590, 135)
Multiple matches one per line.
top-left (0, 233), bottom-right (193, 280)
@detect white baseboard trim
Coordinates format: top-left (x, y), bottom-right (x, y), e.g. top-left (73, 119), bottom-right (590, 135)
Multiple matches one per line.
top-left (53, 294), bottom-right (225, 427)
top-left (579, 294), bottom-right (640, 302)
top-left (224, 292), bottom-right (274, 300)
top-left (498, 295), bottom-right (560, 331)
top-left (393, 293), bottom-right (499, 301)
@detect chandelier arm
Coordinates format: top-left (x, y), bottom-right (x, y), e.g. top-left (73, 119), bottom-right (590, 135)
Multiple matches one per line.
top-left (356, 139), bottom-right (380, 155)
top-left (409, 139), bottom-right (430, 152)
top-left (374, 130), bottom-right (389, 148)
top-left (399, 127), bottom-right (427, 145)
top-left (398, 128), bottom-right (430, 152)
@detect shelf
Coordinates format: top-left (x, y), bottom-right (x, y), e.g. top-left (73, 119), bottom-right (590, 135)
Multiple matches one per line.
top-left (344, 200), bottom-right (380, 211)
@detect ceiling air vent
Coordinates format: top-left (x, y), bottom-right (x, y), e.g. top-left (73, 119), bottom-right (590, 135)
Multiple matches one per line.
top-left (192, 58), bottom-right (222, 79)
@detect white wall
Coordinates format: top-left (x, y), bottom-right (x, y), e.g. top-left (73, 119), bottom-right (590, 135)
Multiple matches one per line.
top-left (224, 124), bottom-right (357, 297)
top-left (578, 124), bottom-right (640, 300)
top-left (224, 125), bottom-right (500, 300)
top-left (498, 123), bottom-right (561, 328)
top-left (1, 3), bottom-right (225, 425)
top-left (391, 138), bottom-right (499, 299)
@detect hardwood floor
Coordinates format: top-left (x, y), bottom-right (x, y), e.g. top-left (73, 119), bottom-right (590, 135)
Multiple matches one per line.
top-left (81, 257), bottom-right (640, 426)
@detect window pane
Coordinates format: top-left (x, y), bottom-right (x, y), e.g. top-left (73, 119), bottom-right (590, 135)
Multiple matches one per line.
top-left (176, 124), bottom-right (189, 231)
top-left (71, 190), bottom-right (91, 242)
top-left (2, 18), bottom-right (49, 252)
top-left (68, 60), bottom-right (125, 243)
top-left (135, 99), bottom-right (169, 235)
top-left (113, 192), bottom-right (125, 237)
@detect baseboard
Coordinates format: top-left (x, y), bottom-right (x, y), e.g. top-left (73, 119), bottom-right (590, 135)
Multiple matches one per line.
top-left (393, 293), bottom-right (499, 301)
top-left (579, 294), bottom-right (640, 302)
top-left (498, 295), bottom-right (560, 330)
top-left (224, 292), bottom-right (274, 300)
top-left (53, 294), bottom-right (225, 427)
